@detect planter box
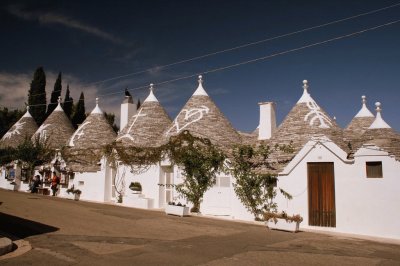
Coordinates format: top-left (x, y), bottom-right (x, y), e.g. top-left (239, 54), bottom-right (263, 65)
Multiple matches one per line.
top-left (165, 205), bottom-right (190, 217)
top-left (123, 195), bottom-right (153, 209)
top-left (266, 218), bottom-right (300, 233)
top-left (74, 194), bottom-right (80, 201)
top-left (66, 193), bottom-right (74, 200)
top-left (65, 193), bottom-right (80, 200)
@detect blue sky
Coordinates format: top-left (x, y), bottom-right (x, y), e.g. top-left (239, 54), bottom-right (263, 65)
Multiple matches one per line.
top-left (0, 0), bottom-right (399, 132)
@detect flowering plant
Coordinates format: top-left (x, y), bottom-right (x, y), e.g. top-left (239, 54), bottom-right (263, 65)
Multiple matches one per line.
top-left (66, 185), bottom-right (82, 195)
top-left (263, 211), bottom-right (303, 224)
top-left (168, 202), bottom-right (186, 207)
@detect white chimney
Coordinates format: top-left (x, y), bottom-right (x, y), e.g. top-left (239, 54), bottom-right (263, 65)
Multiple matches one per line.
top-left (258, 102), bottom-right (276, 140)
top-left (120, 96), bottom-right (136, 130)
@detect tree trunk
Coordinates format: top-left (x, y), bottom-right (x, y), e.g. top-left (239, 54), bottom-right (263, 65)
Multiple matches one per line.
top-left (191, 201), bottom-right (200, 213)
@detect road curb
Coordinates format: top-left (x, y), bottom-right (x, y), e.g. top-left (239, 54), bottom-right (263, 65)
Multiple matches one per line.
top-left (0, 237), bottom-right (13, 256)
top-left (0, 239), bottom-right (31, 261)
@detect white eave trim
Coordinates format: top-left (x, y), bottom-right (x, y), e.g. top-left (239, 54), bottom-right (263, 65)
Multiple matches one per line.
top-left (279, 136), bottom-right (353, 176)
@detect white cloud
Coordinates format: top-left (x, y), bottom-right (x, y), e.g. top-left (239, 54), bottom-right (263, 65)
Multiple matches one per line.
top-left (0, 72), bottom-right (31, 109)
top-left (7, 5), bottom-right (123, 44)
top-left (0, 71), bottom-right (119, 116)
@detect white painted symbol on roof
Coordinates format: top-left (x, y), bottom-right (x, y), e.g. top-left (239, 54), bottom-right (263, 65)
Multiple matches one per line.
top-left (3, 121), bottom-right (26, 139)
top-left (166, 105), bottom-right (210, 135)
top-left (304, 100), bottom-right (332, 128)
top-left (117, 108), bottom-right (147, 142)
top-left (69, 121), bottom-right (91, 146)
top-left (36, 124), bottom-right (51, 142)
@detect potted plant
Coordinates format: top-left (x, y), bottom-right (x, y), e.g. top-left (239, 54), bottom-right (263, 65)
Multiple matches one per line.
top-left (165, 202), bottom-right (190, 217)
top-left (264, 211), bottom-right (303, 233)
top-left (117, 193), bottom-right (123, 203)
top-left (129, 182), bottom-right (142, 194)
top-left (66, 185), bottom-right (82, 201)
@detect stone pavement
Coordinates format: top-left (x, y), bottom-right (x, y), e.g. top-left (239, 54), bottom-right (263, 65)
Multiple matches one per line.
top-left (1, 189), bottom-right (400, 265)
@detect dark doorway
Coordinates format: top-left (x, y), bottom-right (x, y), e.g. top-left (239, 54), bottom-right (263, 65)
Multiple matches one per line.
top-left (307, 162), bottom-right (336, 227)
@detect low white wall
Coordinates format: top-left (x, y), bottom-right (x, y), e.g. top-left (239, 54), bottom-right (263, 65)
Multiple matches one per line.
top-left (119, 164), bottom-right (161, 208)
top-left (0, 166), bottom-right (29, 192)
top-left (68, 169), bottom-right (107, 202)
top-left (0, 169), bottom-right (14, 190)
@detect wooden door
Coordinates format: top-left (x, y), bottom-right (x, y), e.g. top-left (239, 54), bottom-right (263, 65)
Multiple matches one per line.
top-left (308, 162), bottom-right (336, 227)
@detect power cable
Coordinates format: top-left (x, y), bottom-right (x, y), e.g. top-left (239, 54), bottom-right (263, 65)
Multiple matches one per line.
top-left (25, 2), bottom-right (400, 99)
top-left (25, 18), bottom-right (400, 107)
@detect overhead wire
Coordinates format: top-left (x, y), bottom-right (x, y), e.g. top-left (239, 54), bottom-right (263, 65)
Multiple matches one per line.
top-left (24, 2), bottom-right (400, 100)
top-left (100, 19), bottom-right (400, 96)
top-left (25, 18), bottom-right (400, 107)
top-left (90, 2), bottom-right (400, 86)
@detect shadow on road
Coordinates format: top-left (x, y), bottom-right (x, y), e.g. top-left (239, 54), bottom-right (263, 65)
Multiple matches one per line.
top-left (0, 212), bottom-right (58, 240)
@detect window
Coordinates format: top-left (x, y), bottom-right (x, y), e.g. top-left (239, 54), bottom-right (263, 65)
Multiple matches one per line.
top-left (215, 176), bottom-right (230, 188)
top-left (366, 161), bottom-right (383, 178)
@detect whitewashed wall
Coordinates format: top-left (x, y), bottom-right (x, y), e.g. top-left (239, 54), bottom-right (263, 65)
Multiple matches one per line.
top-left (276, 140), bottom-right (400, 240)
top-left (0, 165), bottom-right (30, 192)
top-left (0, 168), bottom-right (15, 190)
top-left (57, 158), bottom-right (110, 202)
top-left (118, 164), bottom-right (160, 209)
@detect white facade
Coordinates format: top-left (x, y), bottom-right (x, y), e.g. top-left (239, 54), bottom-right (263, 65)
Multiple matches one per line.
top-left (273, 137), bottom-right (400, 239)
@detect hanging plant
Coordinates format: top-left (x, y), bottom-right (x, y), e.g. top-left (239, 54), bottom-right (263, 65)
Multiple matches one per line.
top-left (129, 182), bottom-right (142, 192)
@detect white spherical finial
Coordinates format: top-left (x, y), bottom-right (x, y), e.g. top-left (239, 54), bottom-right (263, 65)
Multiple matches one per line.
top-left (150, 83), bottom-right (154, 92)
top-left (26, 106), bottom-right (30, 111)
top-left (57, 96), bottom-right (62, 104)
top-left (361, 95), bottom-right (366, 105)
top-left (375, 102), bottom-right (381, 112)
top-left (198, 75), bottom-right (203, 84)
top-left (96, 98), bottom-right (99, 105)
top-left (302, 80), bottom-right (309, 91)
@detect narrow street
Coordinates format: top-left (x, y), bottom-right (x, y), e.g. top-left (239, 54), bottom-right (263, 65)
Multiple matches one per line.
top-left (1, 189), bottom-right (399, 265)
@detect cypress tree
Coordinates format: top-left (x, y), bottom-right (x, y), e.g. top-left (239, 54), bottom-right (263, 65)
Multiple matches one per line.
top-left (71, 92), bottom-right (86, 128)
top-left (63, 84), bottom-right (73, 120)
top-left (104, 112), bottom-right (119, 133)
top-left (0, 107), bottom-right (23, 138)
top-left (137, 99), bottom-right (141, 110)
top-left (28, 67), bottom-right (46, 125)
top-left (46, 72), bottom-right (62, 116)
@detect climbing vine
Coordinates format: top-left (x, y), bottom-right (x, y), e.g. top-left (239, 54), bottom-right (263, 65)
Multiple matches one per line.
top-left (167, 131), bottom-right (225, 212)
top-left (228, 143), bottom-right (293, 221)
top-left (103, 130), bottom-right (225, 212)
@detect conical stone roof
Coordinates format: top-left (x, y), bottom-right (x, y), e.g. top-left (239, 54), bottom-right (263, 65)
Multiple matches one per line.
top-left (356, 102), bottom-right (400, 159)
top-left (0, 107), bottom-right (38, 148)
top-left (117, 84), bottom-right (171, 147)
top-left (345, 96), bottom-right (375, 139)
top-left (163, 75), bottom-right (241, 148)
top-left (255, 81), bottom-right (347, 174)
top-left (69, 98), bottom-right (117, 149)
top-left (270, 80), bottom-right (345, 151)
top-left (32, 98), bottom-right (75, 149)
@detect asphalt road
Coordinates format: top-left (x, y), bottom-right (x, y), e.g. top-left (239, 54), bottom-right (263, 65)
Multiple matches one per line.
top-left (1, 189), bottom-right (399, 265)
